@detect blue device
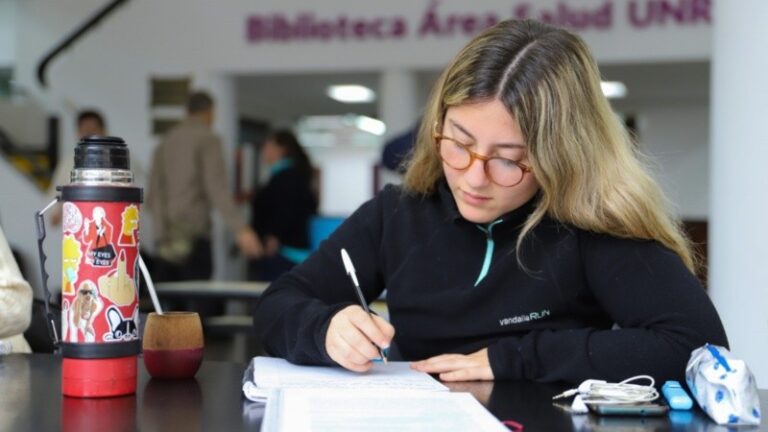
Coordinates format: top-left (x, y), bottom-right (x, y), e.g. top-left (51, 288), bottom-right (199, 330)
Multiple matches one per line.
top-left (662, 380), bottom-right (693, 410)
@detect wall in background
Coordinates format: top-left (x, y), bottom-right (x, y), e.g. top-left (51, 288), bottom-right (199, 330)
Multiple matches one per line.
top-left (639, 104), bottom-right (710, 220)
top-left (0, 1), bottom-right (17, 68)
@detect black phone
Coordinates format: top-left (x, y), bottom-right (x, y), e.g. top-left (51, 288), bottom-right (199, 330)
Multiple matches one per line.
top-left (588, 402), bottom-right (669, 416)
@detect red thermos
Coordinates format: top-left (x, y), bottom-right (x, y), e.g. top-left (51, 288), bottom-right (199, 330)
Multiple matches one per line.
top-left (36, 135), bottom-right (142, 397)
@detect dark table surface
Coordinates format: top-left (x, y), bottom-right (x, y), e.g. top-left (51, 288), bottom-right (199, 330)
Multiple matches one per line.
top-left (1, 354), bottom-right (765, 431)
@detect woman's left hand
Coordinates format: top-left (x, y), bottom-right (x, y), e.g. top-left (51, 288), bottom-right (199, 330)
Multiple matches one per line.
top-left (410, 348), bottom-right (494, 381)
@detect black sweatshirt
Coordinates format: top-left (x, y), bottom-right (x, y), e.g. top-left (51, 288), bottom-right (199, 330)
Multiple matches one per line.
top-left (254, 183), bottom-right (728, 384)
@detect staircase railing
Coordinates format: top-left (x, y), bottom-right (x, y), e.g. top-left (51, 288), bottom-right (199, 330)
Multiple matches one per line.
top-left (36, 0), bottom-right (130, 88)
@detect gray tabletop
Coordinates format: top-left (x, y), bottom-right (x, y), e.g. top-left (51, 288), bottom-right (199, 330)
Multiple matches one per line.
top-left (1, 354), bottom-right (765, 431)
top-left (154, 280), bottom-right (270, 300)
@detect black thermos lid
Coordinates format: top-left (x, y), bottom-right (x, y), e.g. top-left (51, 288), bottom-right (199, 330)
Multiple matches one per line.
top-left (74, 135), bottom-right (130, 170)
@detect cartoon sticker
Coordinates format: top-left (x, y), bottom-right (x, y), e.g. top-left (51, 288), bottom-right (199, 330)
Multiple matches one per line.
top-left (118, 205), bottom-right (139, 246)
top-left (98, 250), bottom-right (137, 306)
top-left (82, 206), bottom-right (116, 267)
top-left (61, 299), bottom-right (70, 343)
top-left (65, 280), bottom-right (104, 343)
top-left (62, 202), bottom-right (83, 234)
top-left (103, 306), bottom-right (139, 342)
top-left (62, 235), bottom-right (83, 296)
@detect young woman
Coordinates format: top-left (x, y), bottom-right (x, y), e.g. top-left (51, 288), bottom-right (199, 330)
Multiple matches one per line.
top-left (254, 19), bottom-right (727, 384)
top-left (249, 130), bottom-right (317, 281)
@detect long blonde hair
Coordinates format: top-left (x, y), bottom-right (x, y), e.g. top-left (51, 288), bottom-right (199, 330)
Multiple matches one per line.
top-left (404, 19), bottom-right (697, 273)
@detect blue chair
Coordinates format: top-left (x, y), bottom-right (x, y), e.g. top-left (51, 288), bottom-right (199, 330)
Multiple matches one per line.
top-left (309, 216), bottom-right (346, 251)
top-left (278, 215), bottom-right (346, 264)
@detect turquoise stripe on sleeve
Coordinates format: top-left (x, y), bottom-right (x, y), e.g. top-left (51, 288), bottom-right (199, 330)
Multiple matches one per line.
top-left (474, 219), bottom-right (503, 286)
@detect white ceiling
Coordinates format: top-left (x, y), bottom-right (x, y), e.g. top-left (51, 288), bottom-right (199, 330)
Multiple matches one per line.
top-left (235, 61), bottom-right (709, 128)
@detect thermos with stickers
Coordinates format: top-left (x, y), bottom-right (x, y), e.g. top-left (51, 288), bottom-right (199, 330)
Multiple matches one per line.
top-left (36, 135), bottom-right (143, 397)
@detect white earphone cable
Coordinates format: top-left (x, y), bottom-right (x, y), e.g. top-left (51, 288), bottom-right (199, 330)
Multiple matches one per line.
top-left (552, 375), bottom-right (659, 405)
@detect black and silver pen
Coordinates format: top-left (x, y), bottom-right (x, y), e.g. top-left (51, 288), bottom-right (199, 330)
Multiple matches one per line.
top-left (340, 248), bottom-right (388, 363)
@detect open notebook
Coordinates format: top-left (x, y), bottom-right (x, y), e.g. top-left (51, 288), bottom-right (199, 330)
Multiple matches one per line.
top-left (243, 356), bottom-right (448, 400)
top-left (242, 357), bottom-right (507, 432)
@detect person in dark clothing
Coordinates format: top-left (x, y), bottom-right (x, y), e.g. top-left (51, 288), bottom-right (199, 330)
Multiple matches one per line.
top-left (253, 20), bottom-right (728, 385)
top-left (249, 130), bottom-right (317, 281)
top-left (381, 125), bottom-right (417, 173)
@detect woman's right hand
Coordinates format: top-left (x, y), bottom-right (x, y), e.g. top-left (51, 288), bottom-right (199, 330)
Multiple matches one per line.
top-left (325, 305), bottom-right (395, 372)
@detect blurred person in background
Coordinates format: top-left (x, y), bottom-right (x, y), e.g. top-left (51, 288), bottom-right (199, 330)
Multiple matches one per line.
top-left (381, 123), bottom-right (418, 174)
top-left (48, 110), bottom-right (108, 226)
top-left (249, 130), bottom-right (317, 281)
top-left (148, 91), bottom-right (262, 284)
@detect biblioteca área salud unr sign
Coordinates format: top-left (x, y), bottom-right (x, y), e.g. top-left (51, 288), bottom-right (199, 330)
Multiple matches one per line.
top-left (246, 0), bottom-right (712, 43)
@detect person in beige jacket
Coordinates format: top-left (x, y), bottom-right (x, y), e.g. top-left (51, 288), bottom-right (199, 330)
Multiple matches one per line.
top-left (147, 91), bottom-right (262, 282)
top-left (0, 225), bottom-right (33, 354)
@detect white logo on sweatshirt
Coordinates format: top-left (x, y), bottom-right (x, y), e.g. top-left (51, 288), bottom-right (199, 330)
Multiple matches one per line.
top-left (499, 309), bottom-right (551, 327)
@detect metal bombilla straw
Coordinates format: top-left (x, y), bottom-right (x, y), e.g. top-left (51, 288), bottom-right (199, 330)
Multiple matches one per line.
top-left (138, 256), bottom-right (163, 315)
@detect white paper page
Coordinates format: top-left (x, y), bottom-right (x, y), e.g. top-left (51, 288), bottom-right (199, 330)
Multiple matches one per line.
top-left (273, 389), bottom-right (507, 432)
top-left (251, 357), bottom-right (448, 392)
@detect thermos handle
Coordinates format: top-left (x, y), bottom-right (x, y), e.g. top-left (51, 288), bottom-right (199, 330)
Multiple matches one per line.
top-left (34, 198), bottom-right (61, 348)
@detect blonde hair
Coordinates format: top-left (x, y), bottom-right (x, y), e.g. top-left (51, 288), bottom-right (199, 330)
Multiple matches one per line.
top-left (404, 19), bottom-right (697, 273)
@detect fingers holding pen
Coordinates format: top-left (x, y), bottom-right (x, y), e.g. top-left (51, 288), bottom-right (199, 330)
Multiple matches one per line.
top-left (327, 307), bottom-right (378, 372)
top-left (327, 336), bottom-right (375, 372)
top-left (326, 305), bottom-right (395, 372)
top-left (348, 306), bottom-right (394, 349)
